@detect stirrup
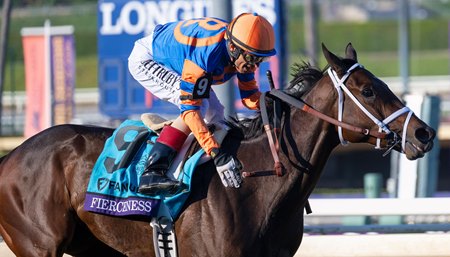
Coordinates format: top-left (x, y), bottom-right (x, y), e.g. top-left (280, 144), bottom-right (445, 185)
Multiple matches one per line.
top-left (151, 216), bottom-right (178, 257)
top-left (139, 173), bottom-right (185, 196)
top-left (139, 182), bottom-right (185, 196)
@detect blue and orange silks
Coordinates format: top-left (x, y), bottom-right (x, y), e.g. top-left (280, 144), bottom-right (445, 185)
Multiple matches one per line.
top-left (151, 17), bottom-right (261, 154)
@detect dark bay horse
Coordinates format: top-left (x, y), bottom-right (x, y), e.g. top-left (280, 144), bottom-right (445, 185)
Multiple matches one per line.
top-left (0, 43), bottom-right (435, 257)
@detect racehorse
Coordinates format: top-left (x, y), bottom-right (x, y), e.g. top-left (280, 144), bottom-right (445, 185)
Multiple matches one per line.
top-left (0, 43), bottom-right (435, 257)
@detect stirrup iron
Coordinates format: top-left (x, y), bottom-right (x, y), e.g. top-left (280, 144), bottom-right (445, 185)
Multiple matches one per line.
top-left (150, 216), bottom-right (178, 257)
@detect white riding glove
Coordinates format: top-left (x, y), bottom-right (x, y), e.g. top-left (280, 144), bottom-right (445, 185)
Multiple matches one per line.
top-left (211, 148), bottom-right (243, 188)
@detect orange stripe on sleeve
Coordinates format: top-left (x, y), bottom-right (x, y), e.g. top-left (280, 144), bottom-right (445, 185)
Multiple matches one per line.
top-left (181, 110), bottom-right (219, 155)
top-left (241, 91), bottom-right (261, 110)
top-left (181, 59), bottom-right (207, 84)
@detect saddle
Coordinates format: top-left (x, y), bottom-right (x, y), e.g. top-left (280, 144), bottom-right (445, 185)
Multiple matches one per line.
top-left (141, 113), bottom-right (173, 133)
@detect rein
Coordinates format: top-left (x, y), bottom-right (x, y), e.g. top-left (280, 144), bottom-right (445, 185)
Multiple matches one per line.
top-left (269, 89), bottom-right (390, 139)
top-left (241, 71), bottom-right (284, 178)
top-left (241, 65), bottom-right (414, 214)
top-left (247, 64), bottom-right (415, 178)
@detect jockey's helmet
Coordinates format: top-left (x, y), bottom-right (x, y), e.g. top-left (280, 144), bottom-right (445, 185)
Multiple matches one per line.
top-left (226, 13), bottom-right (276, 57)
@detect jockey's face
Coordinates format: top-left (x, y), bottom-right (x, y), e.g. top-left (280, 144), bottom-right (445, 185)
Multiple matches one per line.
top-left (234, 53), bottom-right (258, 73)
top-left (229, 44), bottom-right (261, 73)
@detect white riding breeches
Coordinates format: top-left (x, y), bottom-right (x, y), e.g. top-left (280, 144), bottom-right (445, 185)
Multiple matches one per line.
top-left (128, 32), bottom-right (224, 125)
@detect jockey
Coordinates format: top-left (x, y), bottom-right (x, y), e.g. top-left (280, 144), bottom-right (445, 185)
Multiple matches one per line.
top-left (128, 13), bottom-right (276, 196)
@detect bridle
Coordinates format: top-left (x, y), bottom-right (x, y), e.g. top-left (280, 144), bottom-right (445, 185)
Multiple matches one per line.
top-left (247, 65), bottom-right (415, 179)
top-left (327, 63), bottom-right (414, 154)
top-left (243, 66), bottom-right (415, 216)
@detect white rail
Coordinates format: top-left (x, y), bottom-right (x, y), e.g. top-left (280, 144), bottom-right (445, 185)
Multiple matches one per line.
top-left (1, 75), bottom-right (450, 108)
top-left (305, 223), bottom-right (450, 234)
top-left (306, 197), bottom-right (450, 216)
top-left (304, 197), bottom-right (450, 234)
top-left (295, 233), bottom-right (450, 257)
top-left (298, 197), bottom-right (450, 256)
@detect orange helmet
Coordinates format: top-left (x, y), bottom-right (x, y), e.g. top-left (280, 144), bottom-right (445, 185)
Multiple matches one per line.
top-left (226, 13), bottom-right (276, 57)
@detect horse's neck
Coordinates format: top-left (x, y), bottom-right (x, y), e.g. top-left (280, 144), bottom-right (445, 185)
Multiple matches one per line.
top-left (276, 107), bottom-right (338, 201)
top-left (286, 86), bottom-right (340, 199)
top-left (227, 107), bottom-right (339, 238)
top-left (182, 104), bottom-right (340, 253)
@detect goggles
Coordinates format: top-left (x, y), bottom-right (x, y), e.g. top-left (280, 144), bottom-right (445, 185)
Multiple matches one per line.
top-left (238, 48), bottom-right (268, 65)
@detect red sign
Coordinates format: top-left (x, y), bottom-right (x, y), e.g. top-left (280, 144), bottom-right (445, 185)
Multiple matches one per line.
top-left (21, 23), bottom-right (76, 138)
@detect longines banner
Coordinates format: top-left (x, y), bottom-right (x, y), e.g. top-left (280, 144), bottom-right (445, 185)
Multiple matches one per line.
top-left (97, 0), bottom-right (286, 118)
top-left (21, 22), bottom-right (76, 138)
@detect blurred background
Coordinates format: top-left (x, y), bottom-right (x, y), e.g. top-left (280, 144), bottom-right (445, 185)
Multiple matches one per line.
top-left (1, 0), bottom-right (450, 252)
top-left (2, 0), bottom-right (448, 194)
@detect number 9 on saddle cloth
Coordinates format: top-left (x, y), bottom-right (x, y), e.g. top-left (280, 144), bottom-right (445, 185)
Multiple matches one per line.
top-left (83, 114), bottom-right (229, 221)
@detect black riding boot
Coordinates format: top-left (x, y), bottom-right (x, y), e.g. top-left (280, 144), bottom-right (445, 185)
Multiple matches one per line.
top-left (139, 141), bottom-right (182, 196)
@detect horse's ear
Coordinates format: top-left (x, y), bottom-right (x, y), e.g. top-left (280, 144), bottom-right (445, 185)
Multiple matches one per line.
top-left (322, 43), bottom-right (343, 74)
top-left (345, 43), bottom-right (358, 61)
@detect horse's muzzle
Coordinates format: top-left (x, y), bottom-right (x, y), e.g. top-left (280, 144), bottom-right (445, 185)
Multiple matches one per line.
top-left (403, 126), bottom-right (436, 160)
top-left (415, 126), bottom-right (436, 152)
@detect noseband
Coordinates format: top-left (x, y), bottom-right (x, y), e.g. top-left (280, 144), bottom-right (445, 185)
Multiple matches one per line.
top-left (327, 63), bottom-right (414, 153)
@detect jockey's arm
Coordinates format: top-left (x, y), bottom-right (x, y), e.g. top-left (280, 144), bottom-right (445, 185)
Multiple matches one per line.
top-left (237, 73), bottom-right (261, 110)
top-left (179, 59), bottom-right (244, 188)
top-left (179, 59), bottom-right (219, 155)
top-left (181, 110), bottom-right (219, 155)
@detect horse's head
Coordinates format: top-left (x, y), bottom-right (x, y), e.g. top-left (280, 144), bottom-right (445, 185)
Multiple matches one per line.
top-left (318, 43), bottom-right (435, 160)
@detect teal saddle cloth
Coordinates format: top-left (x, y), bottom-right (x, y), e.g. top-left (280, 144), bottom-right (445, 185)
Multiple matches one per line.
top-left (84, 120), bottom-right (204, 220)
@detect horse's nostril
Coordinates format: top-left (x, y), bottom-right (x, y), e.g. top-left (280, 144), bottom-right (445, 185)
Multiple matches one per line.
top-left (415, 127), bottom-right (436, 144)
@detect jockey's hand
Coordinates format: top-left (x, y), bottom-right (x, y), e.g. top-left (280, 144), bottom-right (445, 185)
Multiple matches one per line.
top-left (211, 148), bottom-right (243, 188)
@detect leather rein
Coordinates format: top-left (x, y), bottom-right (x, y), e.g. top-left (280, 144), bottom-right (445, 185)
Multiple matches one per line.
top-left (243, 66), bottom-right (414, 178)
top-left (241, 87), bottom-right (387, 178)
top-left (241, 67), bottom-right (414, 215)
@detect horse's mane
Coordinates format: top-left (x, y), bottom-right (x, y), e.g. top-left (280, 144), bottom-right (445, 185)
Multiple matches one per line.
top-left (225, 61), bottom-right (325, 140)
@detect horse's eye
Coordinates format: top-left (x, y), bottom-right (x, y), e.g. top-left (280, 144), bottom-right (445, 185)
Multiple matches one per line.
top-left (362, 88), bottom-right (374, 97)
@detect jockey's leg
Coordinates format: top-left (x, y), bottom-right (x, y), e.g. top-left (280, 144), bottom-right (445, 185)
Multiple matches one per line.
top-left (139, 123), bottom-right (188, 195)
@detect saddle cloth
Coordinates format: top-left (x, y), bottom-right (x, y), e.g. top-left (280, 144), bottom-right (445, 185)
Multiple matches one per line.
top-left (84, 119), bottom-right (206, 220)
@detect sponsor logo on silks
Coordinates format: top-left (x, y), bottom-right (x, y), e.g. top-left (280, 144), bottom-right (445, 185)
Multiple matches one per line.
top-left (141, 60), bottom-right (181, 91)
top-left (97, 177), bottom-right (139, 193)
top-left (84, 194), bottom-right (160, 216)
